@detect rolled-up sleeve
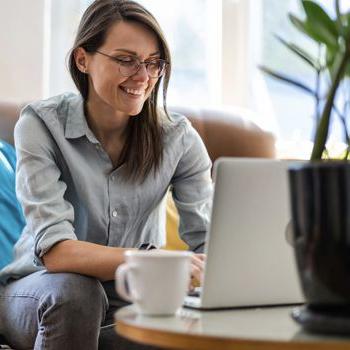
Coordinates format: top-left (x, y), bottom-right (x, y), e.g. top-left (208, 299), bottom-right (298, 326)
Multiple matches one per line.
top-left (171, 122), bottom-right (213, 253)
top-left (14, 108), bottom-right (77, 266)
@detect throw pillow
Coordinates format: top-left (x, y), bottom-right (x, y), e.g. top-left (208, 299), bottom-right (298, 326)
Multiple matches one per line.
top-left (0, 140), bottom-right (25, 270)
top-left (164, 193), bottom-right (188, 250)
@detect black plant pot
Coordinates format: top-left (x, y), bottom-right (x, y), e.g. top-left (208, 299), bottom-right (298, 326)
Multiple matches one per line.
top-left (289, 161), bottom-right (350, 333)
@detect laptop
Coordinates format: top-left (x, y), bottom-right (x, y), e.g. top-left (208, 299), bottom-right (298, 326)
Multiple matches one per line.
top-left (184, 157), bottom-right (305, 309)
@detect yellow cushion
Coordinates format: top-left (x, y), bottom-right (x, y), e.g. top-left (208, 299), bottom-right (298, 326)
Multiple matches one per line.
top-left (163, 193), bottom-right (188, 251)
top-left (164, 194), bottom-right (201, 287)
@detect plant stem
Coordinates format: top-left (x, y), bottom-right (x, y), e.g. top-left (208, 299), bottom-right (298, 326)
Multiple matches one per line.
top-left (345, 93), bottom-right (350, 158)
top-left (333, 104), bottom-right (350, 159)
top-left (315, 45), bottom-right (321, 122)
top-left (311, 50), bottom-right (350, 160)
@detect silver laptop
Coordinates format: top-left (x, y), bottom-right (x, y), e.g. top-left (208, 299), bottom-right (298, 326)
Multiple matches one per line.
top-left (184, 157), bottom-right (305, 309)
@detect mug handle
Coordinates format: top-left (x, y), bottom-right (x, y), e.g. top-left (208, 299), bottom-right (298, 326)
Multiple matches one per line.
top-left (115, 263), bottom-right (139, 302)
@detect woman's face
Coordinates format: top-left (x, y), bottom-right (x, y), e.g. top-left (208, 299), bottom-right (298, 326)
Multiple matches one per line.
top-left (79, 20), bottom-right (161, 117)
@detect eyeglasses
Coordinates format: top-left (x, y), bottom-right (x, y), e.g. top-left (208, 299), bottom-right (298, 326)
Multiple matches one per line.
top-left (95, 50), bottom-right (168, 79)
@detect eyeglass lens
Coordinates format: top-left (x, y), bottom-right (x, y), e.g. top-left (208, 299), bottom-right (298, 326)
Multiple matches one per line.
top-left (119, 59), bottom-right (166, 78)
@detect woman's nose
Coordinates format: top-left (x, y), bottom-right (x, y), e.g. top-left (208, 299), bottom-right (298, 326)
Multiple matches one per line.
top-left (132, 63), bottom-right (149, 82)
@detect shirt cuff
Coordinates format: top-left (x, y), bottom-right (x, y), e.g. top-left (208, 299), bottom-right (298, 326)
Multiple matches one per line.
top-left (34, 222), bottom-right (77, 266)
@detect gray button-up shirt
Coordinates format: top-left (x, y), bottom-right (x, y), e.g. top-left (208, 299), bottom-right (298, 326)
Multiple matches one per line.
top-left (0, 93), bottom-right (213, 284)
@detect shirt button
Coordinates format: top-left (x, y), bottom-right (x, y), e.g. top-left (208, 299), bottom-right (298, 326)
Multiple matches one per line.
top-left (112, 209), bottom-right (118, 218)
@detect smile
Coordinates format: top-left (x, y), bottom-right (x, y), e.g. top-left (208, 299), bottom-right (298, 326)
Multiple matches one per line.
top-left (120, 86), bottom-right (145, 96)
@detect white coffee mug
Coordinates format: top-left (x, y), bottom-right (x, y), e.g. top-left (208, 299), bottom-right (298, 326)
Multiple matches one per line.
top-left (115, 250), bottom-right (193, 316)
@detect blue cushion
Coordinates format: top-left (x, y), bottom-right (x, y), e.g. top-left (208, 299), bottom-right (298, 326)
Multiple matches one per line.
top-left (0, 140), bottom-right (25, 270)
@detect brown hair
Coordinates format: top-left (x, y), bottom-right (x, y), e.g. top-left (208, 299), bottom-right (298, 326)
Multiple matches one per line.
top-left (68, 0), bottom-right (171, 182)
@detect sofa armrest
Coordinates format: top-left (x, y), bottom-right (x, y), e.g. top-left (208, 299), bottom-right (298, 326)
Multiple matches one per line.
top-left (0, 102), bottom-right (23, 146)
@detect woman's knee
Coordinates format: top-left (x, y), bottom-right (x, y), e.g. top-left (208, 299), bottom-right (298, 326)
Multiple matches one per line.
top-left (1, 271), bottom-right (108, 349)
top-left (40, 272), bottom-right (108, 320)
top-left (33, 272), bottom-right (108, 348)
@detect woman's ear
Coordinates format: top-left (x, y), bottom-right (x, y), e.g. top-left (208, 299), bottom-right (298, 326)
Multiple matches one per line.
top-left (74, 47), bottom-right (89, 74)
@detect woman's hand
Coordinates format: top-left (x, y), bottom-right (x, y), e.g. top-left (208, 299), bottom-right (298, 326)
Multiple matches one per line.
top-left (189, 253), bottom-right (206, 290)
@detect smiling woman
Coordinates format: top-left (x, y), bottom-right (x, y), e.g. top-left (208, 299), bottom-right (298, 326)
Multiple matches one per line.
top-left (77, 21), bottom-right (163, 116)
top-left (0, 1), bottom-right (212, 349)
top-left (68, 4), bottom-right (172, 178)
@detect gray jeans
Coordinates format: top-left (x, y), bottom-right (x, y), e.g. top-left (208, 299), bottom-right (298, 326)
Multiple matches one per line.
top-left (0, 271), bottom-right (159, 350)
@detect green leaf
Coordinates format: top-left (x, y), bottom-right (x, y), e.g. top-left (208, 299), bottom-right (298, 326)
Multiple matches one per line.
top-left (259, 65), bottom-right (316, 96)
top-left (289, 14), bottom-right (311, 36)
top-left (274, 34), bottom-right (320, 70)
top-left (289, 13), bottom-right (333, 47)
top-left (302, 0), bottom-right (339, 48)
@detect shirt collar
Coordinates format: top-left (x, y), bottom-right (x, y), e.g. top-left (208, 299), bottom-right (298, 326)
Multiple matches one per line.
top-left (64, 94), bottom-right (99, 144)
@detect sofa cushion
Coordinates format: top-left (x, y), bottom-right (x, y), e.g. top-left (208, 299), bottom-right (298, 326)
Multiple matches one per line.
top-left (164, 193), bottom-right (188, 251)
top-left (0, 140), bottom-right (25, 270)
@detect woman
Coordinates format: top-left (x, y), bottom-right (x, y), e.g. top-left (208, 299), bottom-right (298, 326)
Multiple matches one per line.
top-left (0, 0), bottom-right (212, 349)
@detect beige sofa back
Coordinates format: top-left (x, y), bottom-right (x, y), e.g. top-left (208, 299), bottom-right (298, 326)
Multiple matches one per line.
top-left (0, 101), bottom-right (276, 160)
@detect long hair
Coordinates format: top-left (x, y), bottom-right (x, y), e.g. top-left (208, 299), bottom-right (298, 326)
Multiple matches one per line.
top-left (68, 0), bottom-right (171, 182)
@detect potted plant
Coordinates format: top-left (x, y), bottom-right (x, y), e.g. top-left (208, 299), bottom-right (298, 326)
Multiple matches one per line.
top-left (261, 0), bottom-right (350, 334)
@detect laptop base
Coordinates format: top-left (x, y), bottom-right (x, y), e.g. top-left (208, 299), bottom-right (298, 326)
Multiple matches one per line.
top-left (184, 300), bottom-right (304, 311)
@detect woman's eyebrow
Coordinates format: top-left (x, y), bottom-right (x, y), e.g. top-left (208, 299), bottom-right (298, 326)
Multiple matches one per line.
top-left (113, 48), bottom-right (161, 56)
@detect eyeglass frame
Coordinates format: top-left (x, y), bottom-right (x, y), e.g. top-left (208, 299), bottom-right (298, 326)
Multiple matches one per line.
top-left (94, 50), bottom-right (169, 79)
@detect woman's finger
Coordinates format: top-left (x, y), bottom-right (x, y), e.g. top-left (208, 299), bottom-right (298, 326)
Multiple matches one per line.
top-left (191, 255), bottom-right (205, 271)
top-left (195, 253), bottom-right (206, 262)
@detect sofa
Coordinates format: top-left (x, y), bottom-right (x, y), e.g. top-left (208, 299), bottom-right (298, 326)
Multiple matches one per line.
top-left (0, 101), bottom-right (276, 253)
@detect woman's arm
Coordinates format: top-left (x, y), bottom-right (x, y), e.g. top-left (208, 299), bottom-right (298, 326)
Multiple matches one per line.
top-left (43, 240), bottom-right (134, 281)
top-left (171, 120), bottom-right (213, 253)
top-left (15, 107), bottom-right (133, 279)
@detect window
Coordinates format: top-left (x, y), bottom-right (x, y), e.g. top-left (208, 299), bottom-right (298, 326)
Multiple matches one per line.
top-left (258, 0), bottom-right (350, 157)
top-left (138, 0), bottom-right (221, 106)
top-left (45, 0), bottom-right (255, 115)
top-left (45, 0), bottom-right (221, 107)
top-left (43, 0), bottom-right (88, 97)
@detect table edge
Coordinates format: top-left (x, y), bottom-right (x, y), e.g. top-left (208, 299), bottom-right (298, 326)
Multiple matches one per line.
top-left (116, 318), bottom-right (350, 350)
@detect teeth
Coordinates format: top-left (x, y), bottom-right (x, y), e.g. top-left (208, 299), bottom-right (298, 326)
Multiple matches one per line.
top-left (123, 87), bottom-right (143, 96)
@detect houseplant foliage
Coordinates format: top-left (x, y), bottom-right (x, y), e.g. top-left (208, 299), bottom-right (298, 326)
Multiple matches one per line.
top-left (261, 0), bottom-right (350, 159)
top-left (263, 1), bottom-right (350, 334)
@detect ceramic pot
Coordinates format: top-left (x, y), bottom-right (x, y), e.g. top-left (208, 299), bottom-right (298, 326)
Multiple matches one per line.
top-left (289, 161), bottom-right (350, 312)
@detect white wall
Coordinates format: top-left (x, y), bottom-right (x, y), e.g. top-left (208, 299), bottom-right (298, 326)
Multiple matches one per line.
top-left (0, 0), bottom-right (45, 103)
top-left (44, 1), bottom-right (83, 98)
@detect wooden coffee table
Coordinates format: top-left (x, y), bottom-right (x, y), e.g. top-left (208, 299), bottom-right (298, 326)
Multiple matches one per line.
top-left (115, 305), bottom-right (350, 350)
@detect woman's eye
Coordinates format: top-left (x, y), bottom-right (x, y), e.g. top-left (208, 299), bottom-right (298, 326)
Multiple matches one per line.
top-left (116, 57), bottom-right (136, 64)
top-left (119, 57), bottom-right (132, 62)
